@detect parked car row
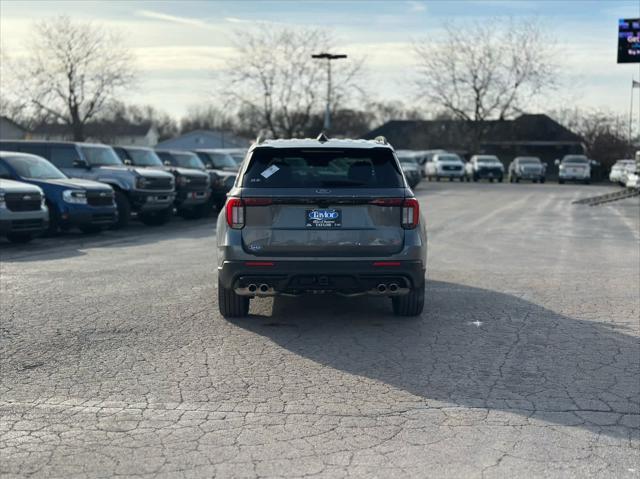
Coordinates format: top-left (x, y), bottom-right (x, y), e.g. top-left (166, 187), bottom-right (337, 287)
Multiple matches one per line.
top-left (0, 140), bottom-right (247, 243)
top-left (399, 149), bottom-right (603, 185)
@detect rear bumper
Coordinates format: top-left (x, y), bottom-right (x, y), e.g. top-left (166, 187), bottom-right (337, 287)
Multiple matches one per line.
top-left (218, 259), bottom-right (426, 294)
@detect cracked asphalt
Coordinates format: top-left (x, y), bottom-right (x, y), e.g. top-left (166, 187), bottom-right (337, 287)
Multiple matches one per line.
top-left (1, 182), bottom-right (639, 478)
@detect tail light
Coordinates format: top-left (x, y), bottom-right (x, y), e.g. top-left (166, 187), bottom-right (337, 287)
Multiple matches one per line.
top-left (225, 198), bottom-right (244, 229)
top-left (226, 197), bottom-right (273, 228)
top-left (401, 198), bottom-right (419, 229)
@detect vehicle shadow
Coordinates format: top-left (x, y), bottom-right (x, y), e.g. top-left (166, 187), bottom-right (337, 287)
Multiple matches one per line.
top-left (229, 280), bottom-right (639, 440)
top-left (0, 217), bottom-right (217, 263)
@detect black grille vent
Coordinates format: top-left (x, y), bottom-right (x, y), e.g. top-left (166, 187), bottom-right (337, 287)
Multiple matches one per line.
top-left (5, 192), bottom-right (42, 212)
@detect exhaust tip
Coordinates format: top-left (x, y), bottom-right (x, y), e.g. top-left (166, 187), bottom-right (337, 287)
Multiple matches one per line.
top-left (377, 284), bottom-right (387, 293)
top-left (248, 284), bottom-right (257, 293)
top-left (259, 284), bottom-right (269, 293)
top-left (389, 283), bottom-right (399, 292)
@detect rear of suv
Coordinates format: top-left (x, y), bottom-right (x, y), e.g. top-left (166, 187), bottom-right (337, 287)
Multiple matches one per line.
top-left (216, 136), bottom-right (427, 318)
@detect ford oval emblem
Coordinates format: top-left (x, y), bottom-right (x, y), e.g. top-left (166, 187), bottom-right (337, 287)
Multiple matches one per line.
top-left (315, 189), bottom-right (331, 194)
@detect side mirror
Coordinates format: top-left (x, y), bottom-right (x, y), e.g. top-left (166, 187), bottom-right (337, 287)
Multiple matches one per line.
top-left (590, 160), bottom-right (598, 166)
top-left (163, 161), bottom-right (171, 166)
top-left (73, 160), bottom-right (90, 169)
top-left (123, 159), bottom-right (132, 166)
top-left (554, 159), bottom-right (560, 166)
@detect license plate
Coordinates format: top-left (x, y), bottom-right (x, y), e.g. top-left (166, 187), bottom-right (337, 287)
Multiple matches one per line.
top-left (150, 195), bottom-right (169, 202)
top-left (305, 209), bottom-right (341, 228)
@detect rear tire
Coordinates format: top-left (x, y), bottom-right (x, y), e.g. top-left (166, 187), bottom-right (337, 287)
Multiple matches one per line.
top-left (113, 190), bottom-right (131, 229)
top-left (558, 180), bottom-right (564, 184)
top-left (6, 232), bottom-right (33, 244)
top-left (392, 287), bottom-right (425, 316)
top-left (540, 177), bottom-right (546, 184)
top-left (435, 176), bottom-right (440, 182)
top-left (218, 278), bottom-right (250, 318)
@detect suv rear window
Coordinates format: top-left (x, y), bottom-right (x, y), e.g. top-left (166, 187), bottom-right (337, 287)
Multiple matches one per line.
top-left (242, 148), bottom-right (404, 188)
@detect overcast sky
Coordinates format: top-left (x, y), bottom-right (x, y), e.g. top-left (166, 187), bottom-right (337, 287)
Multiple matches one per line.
top-left (1, 0), bottom-right (638, 119)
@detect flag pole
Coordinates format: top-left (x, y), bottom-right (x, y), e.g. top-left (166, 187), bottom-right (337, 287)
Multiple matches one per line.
top-left (630, 76), bottom-right (634, 144)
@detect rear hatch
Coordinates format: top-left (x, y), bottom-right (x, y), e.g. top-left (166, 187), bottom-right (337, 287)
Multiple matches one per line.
top-left (238, 147), bottom-right (408, 257)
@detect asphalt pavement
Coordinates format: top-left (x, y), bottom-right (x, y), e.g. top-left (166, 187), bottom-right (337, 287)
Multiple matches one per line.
top-left (1, 182), bottom-right (639, 478)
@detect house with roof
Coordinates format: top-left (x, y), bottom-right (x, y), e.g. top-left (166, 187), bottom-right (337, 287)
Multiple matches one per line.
top-left (363, 114), bottom-right (585, 178)
top-left (0, 116), bottom-right (28, 140)
top-left (156, 129), bottom-right (250, 150)
top-left (29, 120), bottom-right (158, 146)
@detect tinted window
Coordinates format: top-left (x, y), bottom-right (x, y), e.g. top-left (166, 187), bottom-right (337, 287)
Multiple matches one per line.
top-left (242, 148), bottom-right (404, 188)
top-left (198, 152), bottom-right (237, 169)
top-left (4, 155), bottom-right (67, 180)
top-left (171, 152), bottom-right (205, 170)
top-left (0, 161), bottom-right (12, 179)
top-left (563, 155), bottom-right (588, 164)
top-left (80, 146), bottom-right (123, 166)
top-left (50, 145), bottom-right (81, 168)
top-left (127, 149), bottom-right (163, 167)
top-left (156, 151), bottom-right (175, 165)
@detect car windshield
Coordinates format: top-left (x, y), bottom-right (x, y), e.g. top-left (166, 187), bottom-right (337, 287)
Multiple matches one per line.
top-left (518, 158), bottom-right (541, 164)
top-left (477, 156), bottom-right (499, 163)
top-left (127, 149), bottom-right (163, 167)
top-left (5, 155), bottom-right (67, 180)
top-left (562, 156), bottom-right (589, 164)
top-left (243, 148), bottom-right (404, 188)
top-left (437, 154), bottom-right (461, 162)
top-left (81, 146), bottom-right (123, 166)
top-left (198, 152), bottom-right (237, 169)
top-left (172, 153), bottom-right (205, 170)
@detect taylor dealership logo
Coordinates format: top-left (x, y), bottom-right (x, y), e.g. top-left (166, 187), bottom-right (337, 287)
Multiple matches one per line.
top-left (308, 210), bottom-right (339, 220)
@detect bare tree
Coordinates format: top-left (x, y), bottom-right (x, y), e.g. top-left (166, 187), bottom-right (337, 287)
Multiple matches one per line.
top-left (551, 108), bottom-right (633, 170)
top-left (413, 18), bottom-right (556, 126)
top-left (11, 16), bottom-right (136, 141)
top-left (222, 25), bottom-right (364, 138)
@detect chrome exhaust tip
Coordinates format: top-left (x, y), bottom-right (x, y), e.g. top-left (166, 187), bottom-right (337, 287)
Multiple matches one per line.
top-left (389, 283), bottom-right (399, 293)
top-left (259, 284), bottom-right (269, 293)
top-left (377, 284), bottom-right (387, 293)
top-left (248, 284), bottom-right (257, 293)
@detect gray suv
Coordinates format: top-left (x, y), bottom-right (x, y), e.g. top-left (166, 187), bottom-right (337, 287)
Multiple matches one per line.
top-left (216, 136), bottom-right (427, 318)
top-left (0, 141), bottom-right (175, 227)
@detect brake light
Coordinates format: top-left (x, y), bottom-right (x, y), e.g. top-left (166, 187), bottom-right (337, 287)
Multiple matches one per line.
top-left (369, 198), bottom-right (403, 206)
top-left (225, 198), bottom-right (244, 229)
top-left (402, 198), bottom-right (419, 229)
top-left (243, 197), bottom-right (273, 206)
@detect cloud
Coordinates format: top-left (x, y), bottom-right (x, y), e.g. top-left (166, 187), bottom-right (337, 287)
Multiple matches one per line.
top-left (136, 9), bottom-right (213, 29)
top-left (407, 1), bottom-right (427, 13)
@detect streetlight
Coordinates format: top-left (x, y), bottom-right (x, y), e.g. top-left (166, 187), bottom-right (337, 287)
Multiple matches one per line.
top-left (311, 52), bottom-right (347, 132)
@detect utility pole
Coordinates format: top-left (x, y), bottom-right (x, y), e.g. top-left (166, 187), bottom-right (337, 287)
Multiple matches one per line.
top-left (311, 52), bottom-right (347, 132)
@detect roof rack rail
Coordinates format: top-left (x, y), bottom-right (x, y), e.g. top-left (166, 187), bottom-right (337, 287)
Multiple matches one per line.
top-left (373, 136), bottom-right (388, 145)
top-left (316, 132), bottom-right (329, 143)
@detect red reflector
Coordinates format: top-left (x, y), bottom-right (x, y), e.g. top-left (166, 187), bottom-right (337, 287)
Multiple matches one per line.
top-left (245, 261), bottom-right (275, 267)
top-left (370, 198), bottom-right (403, 206)
top-left (243, 198), bottom-right (273, 206)
top-left (373, 261), bottom-right (401, 267)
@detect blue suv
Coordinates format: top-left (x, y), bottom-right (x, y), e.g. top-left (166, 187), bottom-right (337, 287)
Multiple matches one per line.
top-left (0, 152), bottom-right (117, 234)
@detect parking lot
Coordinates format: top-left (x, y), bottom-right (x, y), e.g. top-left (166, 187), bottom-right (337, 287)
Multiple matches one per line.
top-left (1, 182), bottom-right (638, 478)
